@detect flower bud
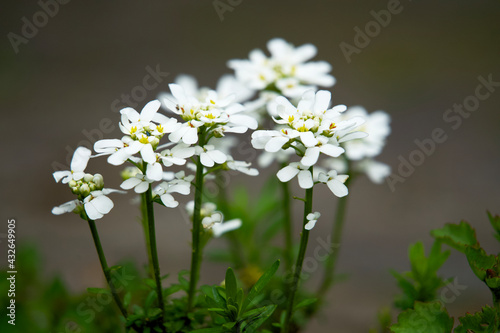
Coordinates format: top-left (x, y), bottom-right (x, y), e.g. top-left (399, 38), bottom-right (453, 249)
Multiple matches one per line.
top-left (121, 166), bottom-right (140, 181)
top-left (89, 183), bottom-right (97, 191)
top-left (93, 174), bottom-right (104, 189)
top-left (68, 180), bottom-right (77, 188)
top-left (83, 173), bottom-right (94, 182)
top-left (79, 183), bottom-right (91, 197)
top-left (213, 128), bottom-right (224, 138)
top-left (71, 186), bottom-right (79, 194)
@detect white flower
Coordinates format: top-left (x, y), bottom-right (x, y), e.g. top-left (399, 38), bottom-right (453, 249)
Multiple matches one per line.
top-left (226, 157), bottom-right (259, 176)
top-left (212, 219), bottom-right (242, 237)
top-left (228, 38), bottom-right (335, 99)
top-left (53, 147), bottom-right (91, 183)
top-left (52, 199), bottom-right (81, 215)
top-left (153, 180), bottom-right (191, 208)
top-left (195, 145), bottom-right (227, 168)
top-left (357, 159), bottom-right (391, 184)
top-left (120, 172), bottom-right (153, 193)
top-left (305, 212), bottom-right (321, 230)
top-left (340, 107), bottom-right (391, 160)
top-left (318, 170), bottom-right (349, 197)
top-left (185, 201), bottom-right (223, 229)
top-left (277, 162), bottom-right (313, 189)
top-left (160, 143), bottom-right (196, 166)
top-left (83, 189), bottom-right (118, 220)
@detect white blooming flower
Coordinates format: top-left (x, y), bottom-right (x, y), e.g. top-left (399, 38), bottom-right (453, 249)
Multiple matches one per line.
top-left (195, 145), bottom-right (227, 168)
top-left (52, 188), bottom-right (123, 220)
top-left (160, 143), bottom-right (196, 166)
top-left (305, 212), bottom-right (321, 230)
top-left (202, 212), bottom-right (223, 229)
top-left (228, 38), bottom-right (335, 99)
top-left (53, 147), bottom-right (91, 183)
top-left (318, 170), bottom-right (349, 197)
top-left (277, 162), bottom-right (313, 189)
top-left (120, 172), bottom-right (153, 193)
top-left (185, 201), bottom-right (223, 229)
top-left (340, 107), bottom-right (391, 161)
top-left (52, 199), bottom-right (81, 215)
top-left (226, 157), bottom-right (259, 176)
top-left (357, 159), bottom-right (391, 184)
top-left (153, 179), bottom-right (191, 208)
top-left (212, 219), bottom-right (242, 237)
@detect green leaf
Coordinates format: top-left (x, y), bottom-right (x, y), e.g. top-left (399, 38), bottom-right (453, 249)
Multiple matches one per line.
top-left (144, 290), bottom-right (157, 309)
top-left (431, 221), bottom-right (478, 252)
top-left (455, 305), bottom-right (499, 333)
top-left (465, 246), bottom-right (497, 281)
top-left (293, 298), bottom-right (317, 311)
top-left (241, 304), bottom-right (277, 333)
top-left (390, 301), bottom-right (453, 333)
top-left (123, 291), bottom-right (132, 308)
top-left (241, 260), bottom-right (280, 313)
top-left (190, 328), bottom-right (227, 333)
top-left (225, 267), bottom-right (238, 304)
top-left (87, 287), bottom-right (111, 294)
top-left (487, 211), bottom-right (500, 243)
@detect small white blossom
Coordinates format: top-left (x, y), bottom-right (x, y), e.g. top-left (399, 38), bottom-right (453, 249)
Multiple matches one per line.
top-left (226, 157), bottom-right (259, 176)
top-left (53, 147), bottom-right (91, 183)
top-left (212, 219), bottom-right (242, 237)
top-left (277, 162), bottom-right (313, 189)
top-left (318, 170), bottom-right (349, 197)
top-left (195, 145), bottom-right (227, 168)
top-left (120, 172), bottom-right (153, 193)
top-left (305, 212), bottom-right (321, 230)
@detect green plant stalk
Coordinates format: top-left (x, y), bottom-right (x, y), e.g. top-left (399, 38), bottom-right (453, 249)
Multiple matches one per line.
top-left (86, 219), bottom-right (128, 318)
top-left (141, 194), bottom-right (154, 278)
top-left (144, 184), bottom-right (166, 331)
top-left (282, 183), bottom-right (314, 333)
top-left (316, 175), bottom-right (352, 306)
top-left (280, 167), bottom-right (293, 272)
top-left (187, 130), bottom-right (206, 311)
top-left (493, 288), bottom-right (500, 320)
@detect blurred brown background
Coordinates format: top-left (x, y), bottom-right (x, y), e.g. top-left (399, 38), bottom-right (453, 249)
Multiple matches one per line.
top-left (1, 0), bottom-right (500, 331)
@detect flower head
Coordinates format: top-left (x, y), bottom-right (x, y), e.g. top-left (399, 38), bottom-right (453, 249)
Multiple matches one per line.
top-left (305, 212), bottom-right (321, 230)
top-left (53, 147), bottom-right (92, 183)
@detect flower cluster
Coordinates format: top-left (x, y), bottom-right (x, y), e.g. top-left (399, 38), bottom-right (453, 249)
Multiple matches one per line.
top-left (322, 106), bottom-right (391, 184)
top-left (251, 89), bottom-right (366, 197)
top-left (52, 147), bottom-right (123, 220)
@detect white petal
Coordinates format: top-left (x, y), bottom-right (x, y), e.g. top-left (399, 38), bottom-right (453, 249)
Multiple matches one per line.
top-left (84, 202), bottom-right (103, 220)
top-left (94, 139), bottom-right (123, 153)
top-left (297, 170), bottom-right (313, 189)
top-left (53, 170), bottom-right (71, 183)
top-left (52, 200), bottom-right (78, 215)
top-left (301, 147), bottom-right (320, 167)
top-left (276, 165), bottom-right (300, 182)
top-left (141, 100), bottom-right (160, 123)
top-left (108, 149), bottom-right (132, 166)
top-left (304, 220), bottom-right (317, 230)
top-left (207, 150), bottom-right (227, 165)
top-left (90, 195), bottom-right (114, 214)
top-left (212, 219), bottom-right (242, 237)
top-left (71, 147), bottom-right (91, 172)
top-left (182, 127), bottom-right (199, 145)
top-left (327, 179), bottom-right (348, 197)
top-left (320, 144), bottom-right (344, 158)
top-left (299, 132), bottom-right (317, 147)
top-left (140, 144), bottom-right (156, 164)
top-left (314, 90), bottom-right (331, 112)
top-left (265, 136), bottom-right (289, 153)
top-left (160, 193), bottom-right (178, 208)
top-left (200, 153), bottom-right (214, 167)
top-left (135, 181), bottom-right (150, 193)
top-left (120, 177), bottom-right (142, 190)
top-left (146, 163), bottom-right (163, 181)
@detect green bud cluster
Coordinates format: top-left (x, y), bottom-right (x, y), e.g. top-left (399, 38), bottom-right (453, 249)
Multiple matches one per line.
top-left (68, 173), bottom-right (105, 199)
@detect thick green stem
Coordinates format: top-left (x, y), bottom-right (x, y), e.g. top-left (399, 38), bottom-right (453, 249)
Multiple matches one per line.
top-left (87, 219), bottom-right (128, 318)
top-left (282, 183), bottom-right (314, 333)
top-left (144, 185), bottom-right (166, 331)
top-left (280, 170), bottom-right (293, 272)
top-left (187, 131), bottom-right (206, 311)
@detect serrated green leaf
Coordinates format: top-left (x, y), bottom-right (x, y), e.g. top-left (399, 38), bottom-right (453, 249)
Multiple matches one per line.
top-left (241, 260), bottom-right (280, 313)
top-left (465, 246), bottom-right (497, 281)
top-left (455, 305), bottom-right (499, 333)
top-left (431, 221), bottom-right (478, 252)
top-left (487, 211), bottom-right (500, 243)
top-left (390, 301), bottom-right (453, 333)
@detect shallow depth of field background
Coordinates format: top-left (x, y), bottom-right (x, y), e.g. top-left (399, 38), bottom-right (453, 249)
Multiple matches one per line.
top-left (1, 0), bottom-right (500, 331)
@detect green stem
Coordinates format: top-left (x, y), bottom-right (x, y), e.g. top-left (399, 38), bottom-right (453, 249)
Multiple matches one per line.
top-left (280, 169), bottom-right (293, 273)
top-left (141, 194), bottom-right (154, 278)
top-left (282, 182), bottom-right (314, 333)
top-left (316, 176), bottom-right (352, 307)
top-left (144, 185), bottom-right (166, 332)
top-left (87, 219), bottom-right (128, 318)
top-left (187, 130), bottom-right (206, 311)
